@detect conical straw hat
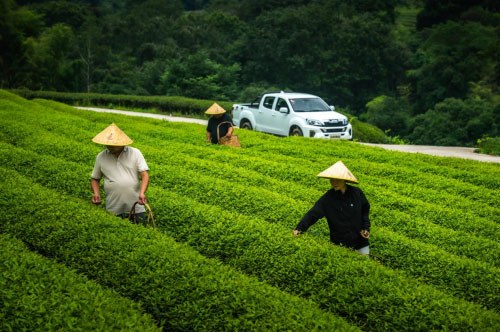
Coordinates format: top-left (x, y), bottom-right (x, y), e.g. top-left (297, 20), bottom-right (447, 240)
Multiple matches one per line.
top-left (92, 123), bottom-right (133, 146)
top-left (205, 102), bottom-right (226, 115)
top-left (317, 161), bottom-right (359, 183)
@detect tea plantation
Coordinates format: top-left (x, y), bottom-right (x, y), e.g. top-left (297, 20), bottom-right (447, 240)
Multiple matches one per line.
top-left (1, 90), bottom-right (499, 331)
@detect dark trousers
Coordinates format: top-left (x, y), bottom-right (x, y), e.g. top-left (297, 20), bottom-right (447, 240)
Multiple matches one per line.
top-left (117, 212), bottom-right (146, 224)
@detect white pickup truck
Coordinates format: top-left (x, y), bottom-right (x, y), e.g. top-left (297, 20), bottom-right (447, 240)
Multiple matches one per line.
top-left (232, 92), bottom-right (352, 139)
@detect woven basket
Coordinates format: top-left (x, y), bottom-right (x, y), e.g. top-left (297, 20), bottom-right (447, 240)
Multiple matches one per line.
top-left (129, 202), bottom-right (155, 228)
top-left (217, 121), bottom-right (241, 148)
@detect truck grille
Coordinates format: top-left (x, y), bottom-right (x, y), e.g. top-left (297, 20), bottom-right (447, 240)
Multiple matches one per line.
top-left (323, 120), bottom-right (346, 127)
top-left (321, 127), bottom-right (346, 133)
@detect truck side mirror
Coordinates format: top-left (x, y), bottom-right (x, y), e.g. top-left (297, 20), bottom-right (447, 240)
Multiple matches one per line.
top-left (329, 105), bottom-right (335, 111)
top-left (279, 107), bottom-right (289, 114)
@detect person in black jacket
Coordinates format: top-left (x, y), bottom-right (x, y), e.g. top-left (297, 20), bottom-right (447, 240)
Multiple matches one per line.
top-left (293, 161), bottom-right (371, 255)
top-left (205, 103), bottom-right (234, 144)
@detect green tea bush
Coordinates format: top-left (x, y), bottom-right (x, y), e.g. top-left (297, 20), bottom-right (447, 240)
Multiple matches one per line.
top-left (476, 136), bottom-right (500, 156)
top-left (0, 168), bottom-right (356, 332)
top-left (2, 143), bottom-right (499, 329)
top-left (10, 89), bottom-right (233, 116)
top-left (1, 93), bottom-right (499, 310)
top-left (0, 234), bottom-right (160, 332)
top-left (2, 90), bottom-right (500, 331)
top-left (349, 116), bottom-right (389, 143)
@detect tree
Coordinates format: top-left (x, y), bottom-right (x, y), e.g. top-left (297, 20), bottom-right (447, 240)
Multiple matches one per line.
top-left (407, 97), bottom-right (498, 146)
top-left (160, 50), bottom-right (241, 100)
top-left (28, 0), bottom-right (91, 30)
top-left (239, 2), bottom-right (406, 111)
top-left (76, 16), bottom-right (102, 93)
top-left (171, 10), bottom-right (247, 65)
top-left (362, 95), bottom-right (411, 137)
top-left (102, 0), bottom-right (183, 53)
top-left (0, 0), bottom-right (43, 88)
top-left (407, 21), bottom-right (498, 113)
top-left (24, 23), bottom-right (80, 91)
top-left (416, 0), bottom-right (499, 30)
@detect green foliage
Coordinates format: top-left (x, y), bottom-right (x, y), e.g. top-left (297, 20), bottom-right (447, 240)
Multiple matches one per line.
top-left (239, 3), bottom-right (406, 110)
top-left (0, 168), bottom-right (356, 332)
top-left (23, 23), bottom-right (82, 91)
top-left (2, 1), bottom-right (499, 147)
top-left (2, 91), bottom-right (500, 331)
top-left (237, 83), bottom-right (284, 101)
top-left (409, 21), bottom-right (498, 113)
top-left (161, 50), bottom-right (241, 100)
top-left (172, 10), bottom-right (247, 63)
top-left (11, 89), bottom-right (386, 143)
top-left (29, 0), bottom-right (91, 29)
top-left (349, 117), bottom-right (389, 143)
top-left (362, 95), bottom-right (411, 136)
top-left (407, 97), bottom-right (498, 146)
top-left (3, 0), bottom-right (408, 108)
top-left (0, 233), bottom-right (160, 331)
top-left (476, 136), bottom-right (500, 156)
top-left (0, 1), bottom-right (43, 88)
top-left (11, 89), bottom-right (234, 116)
top-left (416, 0), bottom-right (498, 29)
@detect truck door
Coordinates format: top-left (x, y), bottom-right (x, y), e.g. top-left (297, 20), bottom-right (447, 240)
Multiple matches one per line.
top-left (268, 97), bottom-right (290, 136)
top-left (258, 96), bottom-right (276, 133)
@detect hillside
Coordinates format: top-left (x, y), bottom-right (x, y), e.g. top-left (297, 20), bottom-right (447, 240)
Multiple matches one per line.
top-left (1, 90), bottom-right (499, 331)
top-left (3, 1), bottom-right (498, 147)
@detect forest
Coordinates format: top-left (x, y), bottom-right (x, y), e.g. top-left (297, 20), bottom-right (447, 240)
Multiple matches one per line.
top-left (1, 0), bottom-right (499, 146)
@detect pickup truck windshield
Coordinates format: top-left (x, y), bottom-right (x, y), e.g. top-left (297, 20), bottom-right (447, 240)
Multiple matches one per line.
top-left (289, 98), bottom-right (331, 112)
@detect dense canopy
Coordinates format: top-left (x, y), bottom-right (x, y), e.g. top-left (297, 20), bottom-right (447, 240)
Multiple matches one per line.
top-left (1, 0), bottom-right (498, 146)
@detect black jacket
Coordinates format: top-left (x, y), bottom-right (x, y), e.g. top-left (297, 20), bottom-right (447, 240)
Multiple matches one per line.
top-left (206, 114), bottom-right (233, 144)
top-left (296, 185), bottom-right (370, 249)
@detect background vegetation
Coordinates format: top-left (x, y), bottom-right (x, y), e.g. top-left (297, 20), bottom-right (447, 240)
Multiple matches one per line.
top-left (1, 0), bottom-right (499, 147)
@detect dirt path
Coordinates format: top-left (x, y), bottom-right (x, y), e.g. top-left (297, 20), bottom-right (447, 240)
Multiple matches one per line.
top-left (360, 143), bottom-right (500, 163)
top-left (77, 106), bottom-right (500, 163)
top-left (77, 106), bottom-right (208, 125)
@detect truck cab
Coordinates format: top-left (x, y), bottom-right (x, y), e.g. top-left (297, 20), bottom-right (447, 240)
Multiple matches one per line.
top-left (232, 92), bottom-right (352, 139)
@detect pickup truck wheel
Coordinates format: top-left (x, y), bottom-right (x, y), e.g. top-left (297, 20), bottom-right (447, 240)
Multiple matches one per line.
top-left (290, 127), bottom-right (303, 137)
top-left (240, 120), bottom-right (253, 130)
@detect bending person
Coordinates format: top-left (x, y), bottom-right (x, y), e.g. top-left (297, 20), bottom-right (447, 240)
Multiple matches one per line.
top-left (205, 103), bottom-right (233, 144)
top-left (293, 161), bottom-right (371, 255)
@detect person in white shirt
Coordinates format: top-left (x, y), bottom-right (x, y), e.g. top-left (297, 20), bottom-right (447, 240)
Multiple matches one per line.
top-left (91, 123), bottom-right (150, 221)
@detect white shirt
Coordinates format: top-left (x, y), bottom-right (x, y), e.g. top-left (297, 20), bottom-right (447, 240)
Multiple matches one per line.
top-left (91, 146), bottom-right (149, 215)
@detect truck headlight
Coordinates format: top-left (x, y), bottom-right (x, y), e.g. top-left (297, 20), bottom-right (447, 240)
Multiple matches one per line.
top-left (306, 119), bottom-right (323, 126)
